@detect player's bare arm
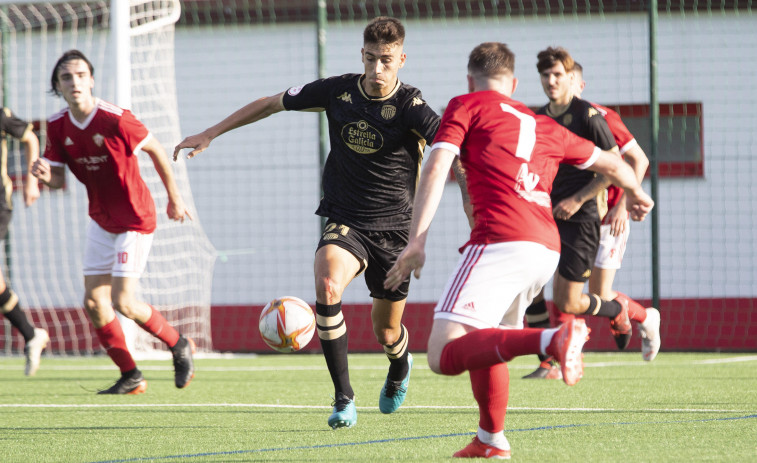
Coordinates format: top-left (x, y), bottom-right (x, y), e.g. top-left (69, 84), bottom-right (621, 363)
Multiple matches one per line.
top-left (143, 136), bottom-right (192, 222)
top-left (31, 158), bottom-right (65, 189)
top-left (173, 92), bottom-right (286, 161)
top-left (589, 150), bottom-right (653, 221)
top-left (20, 128), bottom-right (41, 206)
top-left (385, 147), bottom-right (456, 291)
top-left (451, 158), bottom-right (474, 229)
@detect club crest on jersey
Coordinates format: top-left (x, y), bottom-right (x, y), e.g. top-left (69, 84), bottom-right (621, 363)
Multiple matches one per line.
top-left (92, 133), bottom-right (105, 147)
top-left (341, 120), bottom-right (383, 154)
top-left (561, 114), bottom-right (573, 126)
top-left (381, 104), bottom-right (396, 120)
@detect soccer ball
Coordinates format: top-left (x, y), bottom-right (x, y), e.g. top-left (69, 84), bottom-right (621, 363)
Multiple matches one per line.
top-left (258, 296), bottom-right (316, 353)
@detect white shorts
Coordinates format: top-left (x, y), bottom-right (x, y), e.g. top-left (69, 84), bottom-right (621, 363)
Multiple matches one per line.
top-left (434, 241), bottom-right (560, 329)
top-left (83, 221), bottom-right (154, 278)
top-left (593, 223), bottom-right (630, 270)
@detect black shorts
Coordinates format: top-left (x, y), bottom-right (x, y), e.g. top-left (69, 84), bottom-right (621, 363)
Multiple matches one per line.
top-left (556, 219), bottom-right (600, 282)
top-left (0, 200), bottom-right (11, 240)
top-left (317, 220), bottom-right (410, 301)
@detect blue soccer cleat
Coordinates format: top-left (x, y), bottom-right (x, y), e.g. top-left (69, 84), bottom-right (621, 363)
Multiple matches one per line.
top-left (328, 393), bottom-right (357, 429)
top-left (379, 353), bottom-right (413, 414)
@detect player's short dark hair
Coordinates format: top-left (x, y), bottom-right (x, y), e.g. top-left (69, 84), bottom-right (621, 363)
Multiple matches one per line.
top-left (573, 61), bottom-right (584, 78)
top-left (536, 46), bottom-right (575, 74)
top-left (468, 42), bottom-right (515, 78)
top-left (363, 17), bottom-right (405, 46)
top-left (50, 49), bottom-right (94, 97)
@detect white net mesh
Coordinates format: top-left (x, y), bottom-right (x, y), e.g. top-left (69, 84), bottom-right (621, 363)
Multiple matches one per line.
top-left (0, 0), bottom-right (215, 355)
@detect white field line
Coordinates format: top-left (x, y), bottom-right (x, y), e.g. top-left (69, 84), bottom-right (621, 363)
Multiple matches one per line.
top-left (0, 403), bottom-right (751, 414)
top-left (2, 354), bottom-right (756, 372)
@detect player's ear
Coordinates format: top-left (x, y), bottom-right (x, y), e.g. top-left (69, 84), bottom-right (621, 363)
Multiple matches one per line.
top-left (511, 77), bottom-right (518, 95)
top-left (360, 47), bottom-right (365, 63)
top-left (398, 52), bottom-right (406, 68)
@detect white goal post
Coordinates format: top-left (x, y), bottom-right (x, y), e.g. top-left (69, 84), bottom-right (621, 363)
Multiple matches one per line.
top-left (0, 0), bottom-right (216, 356)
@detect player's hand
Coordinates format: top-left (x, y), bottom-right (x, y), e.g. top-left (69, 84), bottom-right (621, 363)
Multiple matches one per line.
top-left (625, 188), bottom-right (654, 222)
top-left (30, 158), bottom-right (51, 183)
top-left (384, 241), bottom-right (426, 292)
top-left (167, 198), bottom-right (193, 223)
top-left (173, 132), bottom-right (212, 161)
top-left (606, 201), bottom-right (628, 236)
top-left (23, 179), bottom-right (40, 207)
top-left (553, 197), bottom-right (581, 221)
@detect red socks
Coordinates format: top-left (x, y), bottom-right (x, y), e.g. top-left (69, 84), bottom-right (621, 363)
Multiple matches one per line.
top-left (95, 318), bottom-right (137, 373)
top-left (470, 363), bottom-right (509, 433)
top-left (138, 306), bottom-right (180, 348)
top-left (439, 328), bottom-right (543, 376)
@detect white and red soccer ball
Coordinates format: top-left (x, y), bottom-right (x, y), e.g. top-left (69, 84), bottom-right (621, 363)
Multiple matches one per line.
top-left (258, 296), bottom-right (316, 353)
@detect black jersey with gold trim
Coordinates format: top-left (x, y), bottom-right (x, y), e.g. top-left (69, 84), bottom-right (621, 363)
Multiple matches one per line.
top-left (0, 108), bottom-right (33, 209)
top-left (282, 73), bottom-right (439, 231)
top-left (536, 97), bottom-right (616, 222)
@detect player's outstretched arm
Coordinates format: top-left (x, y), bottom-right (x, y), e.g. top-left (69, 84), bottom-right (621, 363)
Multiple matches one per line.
top-left (384, 147), bottom-right (456, 291)
top-left (20, 128), bottom-right (41, 206)
top-left (143, 136), bottom-right (192, 223)
top-left (173, 92), bottom-right (286, 161)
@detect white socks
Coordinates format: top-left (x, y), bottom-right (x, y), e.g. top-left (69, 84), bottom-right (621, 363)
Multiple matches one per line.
top-left (540, 327), bottom-right (560, 356)
top-left (478, 427), bottom-right (511, 451)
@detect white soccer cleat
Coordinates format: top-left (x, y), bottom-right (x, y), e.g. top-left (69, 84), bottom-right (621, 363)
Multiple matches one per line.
top-left (639, 308), bottom-right (661, 362)
top-left (24, 328), bottom-right (50, 376)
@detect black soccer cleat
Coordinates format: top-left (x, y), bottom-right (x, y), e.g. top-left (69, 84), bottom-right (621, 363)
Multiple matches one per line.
top-left (522, 357), bottom-right (563, 380)
top-left (172, 335), bottom-right (196, 388)
top-left (98, 369), bottom-right (147, 395)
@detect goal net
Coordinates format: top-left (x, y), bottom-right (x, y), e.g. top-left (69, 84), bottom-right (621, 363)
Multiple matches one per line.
top-left (0, 0), bottom-right (215, 356)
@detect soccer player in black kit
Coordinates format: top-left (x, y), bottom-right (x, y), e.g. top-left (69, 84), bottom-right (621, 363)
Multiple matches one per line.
top-left (522, 47), bottom-right (636, 379)
top-left (175, 17), bottom-right (457, 429)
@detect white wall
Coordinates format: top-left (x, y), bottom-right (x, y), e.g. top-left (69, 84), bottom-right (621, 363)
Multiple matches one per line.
top-left (174, 13), bottom-right (756, 305)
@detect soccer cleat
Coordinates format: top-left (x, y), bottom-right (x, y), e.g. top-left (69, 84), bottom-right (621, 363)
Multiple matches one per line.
top-left (453, 437), bottom-right (511, 459)
top-left (172, 336), bottom-right (195, 388)
top-left (328, 393), bottom-right (357, 429)
top-left (610, 294), bottom-right (633, 350)
top-left (522, 357), bottom-right (562, 380)
top-left (548, 319), bottom-right (590, 386)
top-left (639, 307), bottom-right (661, 362)
top-left (24, 328), bottom-right (50, 376)
top-left (98, 370), bottom-right (147, 395)
top-left (379, 353), bottom-right (413, 414)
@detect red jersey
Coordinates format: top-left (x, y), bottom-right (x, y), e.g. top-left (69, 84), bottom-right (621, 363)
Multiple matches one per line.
top-left (44, 99), bottom-right (157, 234)
top-left (591, 103), bottom-right (638, 212)
top-left (433, 91), bottom-right (600, 252)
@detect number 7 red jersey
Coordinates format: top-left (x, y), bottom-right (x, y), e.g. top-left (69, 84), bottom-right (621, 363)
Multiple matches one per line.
top-left (432, 90), bottom-right (600, 252)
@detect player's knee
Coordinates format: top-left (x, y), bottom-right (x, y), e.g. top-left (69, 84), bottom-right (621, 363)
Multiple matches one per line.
top-left (315, 276), bottom-right (344, 304)
top-left (111, 297), bottom-right (136, 319)
top-left (426, 349), bottom-right (443, 374)
top-left (374, 326), bottom-right (398, 346)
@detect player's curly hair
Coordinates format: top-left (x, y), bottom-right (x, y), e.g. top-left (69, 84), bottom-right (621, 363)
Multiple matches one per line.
top-left (50, 49), bottom-right (94, 97)
top-left (363, 16), bottom-right (405, 46)
top-left (468, 42), bottom-right (515, 77)
top-left (536, 46), bottom-right (575, 74)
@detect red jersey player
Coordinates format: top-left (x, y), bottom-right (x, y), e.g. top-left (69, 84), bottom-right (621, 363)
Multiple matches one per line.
top-left (384, 42), bottom-right (653, 459)
top-left (32, 50), bottom-right (195, 394)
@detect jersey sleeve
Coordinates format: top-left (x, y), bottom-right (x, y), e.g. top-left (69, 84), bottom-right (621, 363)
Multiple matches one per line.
top-left (585, 106), bottom-right (617, 151)
top-left (1, 108), bottom-right (32, 140)
top-left (281, 77), bottom-right (334, 112)
top-left (558, 123), bottom-right (601, 169)
top-left (603, 109), bottom-right (637, 155)
top-left (42, 121), bottom-right (66, 166)
top-left (119, 110), bottom-right (151, 155)
top-left (402, 90), bottom-right (440, 146)
top-left (430, 98), bottom-right (470, 155)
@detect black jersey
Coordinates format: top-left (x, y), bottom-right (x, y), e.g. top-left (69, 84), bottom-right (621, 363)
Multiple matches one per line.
top-left (282, 73), bottom-right (439, 231)
top-left (0, 108), bottom-right (32, 209)
top-left (536, 97), bottom-right (616, 222)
